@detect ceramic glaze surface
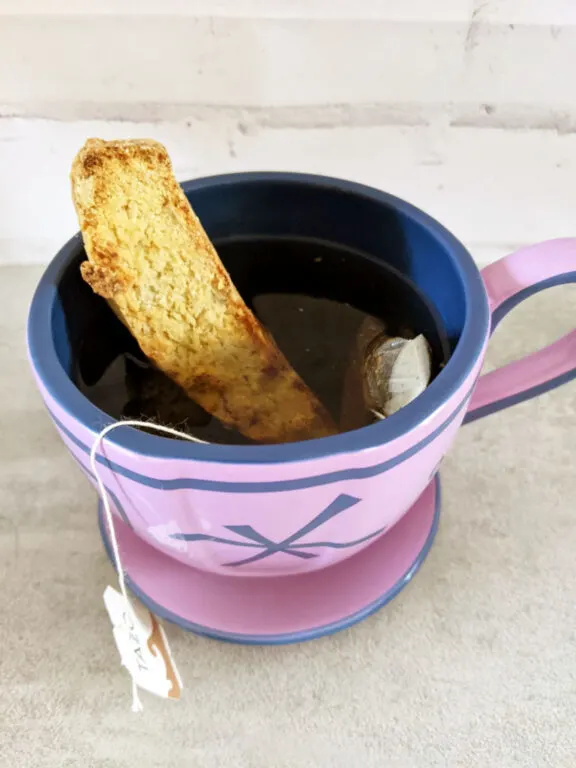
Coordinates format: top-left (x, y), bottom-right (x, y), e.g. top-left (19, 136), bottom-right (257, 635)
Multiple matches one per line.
top-left (27, 174), bottom-right (576, 577)
top-left (96, 477), bottom-right (441, 644)
top-left (39, 376), bottom-right (474, 576)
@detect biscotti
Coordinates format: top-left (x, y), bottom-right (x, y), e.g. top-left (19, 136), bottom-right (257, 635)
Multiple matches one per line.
top-left (71, 138), bottom-right (336, 443)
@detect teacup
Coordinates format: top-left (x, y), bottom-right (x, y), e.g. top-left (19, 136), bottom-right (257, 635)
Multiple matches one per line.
top-left (27, 173), bottom-right (576, 577)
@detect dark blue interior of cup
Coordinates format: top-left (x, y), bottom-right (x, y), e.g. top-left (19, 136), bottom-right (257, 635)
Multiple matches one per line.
top-left (28, 172), bottom-right (490, 462)
top-left (191, 176), bottom-right (471, 347)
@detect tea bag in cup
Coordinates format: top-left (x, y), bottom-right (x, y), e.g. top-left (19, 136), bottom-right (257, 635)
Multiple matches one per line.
top-left (363, 333), bottom-right (432, 419)
top-left (339, 317), bottom-right (388, 431)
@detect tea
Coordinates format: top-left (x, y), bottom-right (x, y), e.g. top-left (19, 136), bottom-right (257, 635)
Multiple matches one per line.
top-left (75, 237), bottom-right (450, 443)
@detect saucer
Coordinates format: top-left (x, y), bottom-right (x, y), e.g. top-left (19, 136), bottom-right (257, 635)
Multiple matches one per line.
top-left (98, 476), bottom-right (440, 645)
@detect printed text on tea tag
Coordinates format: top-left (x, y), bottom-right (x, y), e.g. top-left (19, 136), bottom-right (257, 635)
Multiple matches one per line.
top-left (104, 586), bottom-right (182, 705)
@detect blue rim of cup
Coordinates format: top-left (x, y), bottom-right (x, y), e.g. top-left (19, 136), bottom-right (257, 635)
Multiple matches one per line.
top-left (27, 172), bottom-right (490, 464)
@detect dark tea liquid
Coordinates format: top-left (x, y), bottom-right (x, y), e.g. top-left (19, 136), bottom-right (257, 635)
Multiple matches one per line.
top-left (75, 237), bottom-right (450, 443)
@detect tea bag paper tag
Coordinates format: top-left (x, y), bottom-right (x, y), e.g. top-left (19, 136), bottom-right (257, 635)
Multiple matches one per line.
top-left (103, 586), bottom-right (182, 703)
top-left (91, 420), bottom-right (204, 710)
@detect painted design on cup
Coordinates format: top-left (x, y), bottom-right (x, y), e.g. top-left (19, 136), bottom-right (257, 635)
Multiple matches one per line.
top-left (169, 493), bottom-right (390, 567)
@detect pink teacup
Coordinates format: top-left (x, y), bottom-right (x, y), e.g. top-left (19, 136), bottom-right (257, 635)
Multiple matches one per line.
top-left (27, 173), bottom-right (576, 577)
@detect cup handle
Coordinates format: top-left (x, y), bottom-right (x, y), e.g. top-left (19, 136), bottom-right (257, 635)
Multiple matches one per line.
top-left (464, 238), bottom-right (576, 423)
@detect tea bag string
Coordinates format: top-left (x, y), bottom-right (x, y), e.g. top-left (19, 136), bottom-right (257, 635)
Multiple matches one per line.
top-left (89, 420), bottom-right (207, 712)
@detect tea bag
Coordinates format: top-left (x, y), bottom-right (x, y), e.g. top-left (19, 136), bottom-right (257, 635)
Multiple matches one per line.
top-left (339, 317), bottom-right (388, 431)
top-left (123, 355), bottom-right (211, 432)
top-left (122, 355), bottom-right (255, 445)
top-left (363, 333), bottom-right (432, 418)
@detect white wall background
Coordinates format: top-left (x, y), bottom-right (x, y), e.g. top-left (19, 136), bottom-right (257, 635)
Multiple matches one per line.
top-left (1, 0), bottom-right (575, 265)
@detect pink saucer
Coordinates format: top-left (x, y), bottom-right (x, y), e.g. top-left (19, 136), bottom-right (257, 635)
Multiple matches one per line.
top-left (98, 476), bottom-right (440, 645)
